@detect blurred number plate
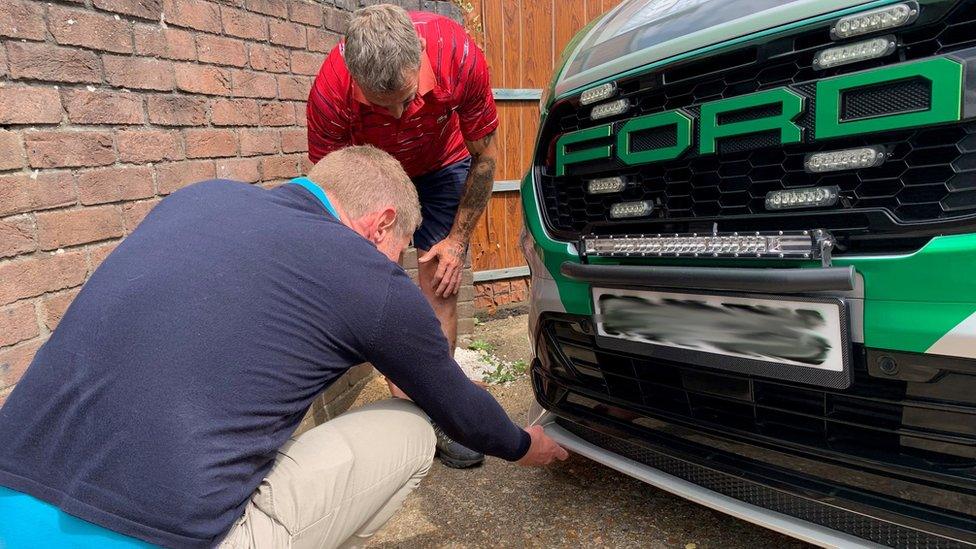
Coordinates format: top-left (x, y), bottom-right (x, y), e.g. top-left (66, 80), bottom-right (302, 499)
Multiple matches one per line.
top-left (594, 288), bottom-right (847, 373)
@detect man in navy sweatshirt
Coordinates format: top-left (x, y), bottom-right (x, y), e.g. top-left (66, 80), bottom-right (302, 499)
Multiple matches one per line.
top-left (0, 145), bottom-right (567, 548)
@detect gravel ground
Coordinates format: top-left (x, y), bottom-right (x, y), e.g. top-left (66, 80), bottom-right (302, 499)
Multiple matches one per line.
top-left (355, 314), bottom-right (812, 548)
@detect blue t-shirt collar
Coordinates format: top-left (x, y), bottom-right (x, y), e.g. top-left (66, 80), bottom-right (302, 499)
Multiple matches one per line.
top-left (290, 177), bottom-right (340, 220)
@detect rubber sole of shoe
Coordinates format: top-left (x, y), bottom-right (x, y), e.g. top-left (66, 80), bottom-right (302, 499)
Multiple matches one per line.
top-left (436, 451), bottom-right (485, 469)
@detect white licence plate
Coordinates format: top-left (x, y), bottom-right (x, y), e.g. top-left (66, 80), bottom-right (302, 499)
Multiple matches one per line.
top-left (594, 288), bottom-right (847, 373)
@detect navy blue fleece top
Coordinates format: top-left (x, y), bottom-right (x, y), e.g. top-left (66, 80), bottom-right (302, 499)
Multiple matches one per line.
top-left (0, 180), bottom-right (530, 548)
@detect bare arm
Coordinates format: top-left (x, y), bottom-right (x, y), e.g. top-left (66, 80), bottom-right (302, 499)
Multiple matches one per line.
top-left (418, 130), bottom-right (498, 297)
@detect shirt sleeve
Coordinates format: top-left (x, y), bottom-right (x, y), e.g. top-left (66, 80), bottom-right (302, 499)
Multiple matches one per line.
top-left (306, 49), bottom-right (353, 164)
top-left (455, 39), bottom-right (499, 143)
top-left (364, 268), bottom-right (531, 462)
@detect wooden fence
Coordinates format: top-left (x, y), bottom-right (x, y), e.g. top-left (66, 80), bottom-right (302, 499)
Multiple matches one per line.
top-left (466, 0), bottom-right (623, 282)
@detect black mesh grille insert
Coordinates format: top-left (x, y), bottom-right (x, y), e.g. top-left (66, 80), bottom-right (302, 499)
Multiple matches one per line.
top-left (558, 419), bottom-right (971, 548)
top-left (842, 78), bottom-right (932, 121)
top-left (536, 0), bottom-right (976, 249)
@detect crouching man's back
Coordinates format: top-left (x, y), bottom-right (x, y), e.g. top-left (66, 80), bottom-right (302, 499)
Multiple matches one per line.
top-left (0, 146), bottom-right (566, 548)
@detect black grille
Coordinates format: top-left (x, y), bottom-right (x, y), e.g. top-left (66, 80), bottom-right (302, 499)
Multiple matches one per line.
top-left (536, 0), bottom-right (976, 248)
top-left (558, 419), bottom-right (970, 548)
top-left (541, 317), bottom-right (976, 473)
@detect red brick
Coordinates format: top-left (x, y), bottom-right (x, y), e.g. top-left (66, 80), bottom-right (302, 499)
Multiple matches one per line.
top-left (156, 160), bottom-right (216, 194)
top-left (232, 70), bottom-right (277, 98)
top-left (122, 198), bottom-right (160, 232)
top-left (269, 20), bottom-right (306, 49)
top-left (277, 75), bottom-right (311, 101)
top-left (0, 172), bottom-right (76, 217)
top-left (87, 241), bottom-right (119, 269)
top-left (293, 102), bottom-right (308, 127)
top-left (77, 166), bottom-right (155, 205)
top-left (147, 95), bottom-right (208, 126)
top-left (117, 129), bottom-right (183, 163)
top-left (49, 6), bottom-right (133, 54)
top-left (7, 42), bottom-right (101, 84)
top-left (0, 0), bottom-right (47, 41)
top-left (211, 98), bottom-right (260, 126)
top-left (134, 25), bottom-right (196, 60)
top-left (323, 7), bottom-right (349, 33)
top-left (491, 281), bottom-right (511, 295)
top-left (245, 0), bottom-right (287, 18)
top-left (474, 282), bottom-right (492, 297)
top-left (42, 288), bottom-right (81, 331)
top-left (184, 129), bottom-right (238, 158)
top-left (0, 86), bottom-right (62, 125)
top-left (299, 154), bottom-right (312, 173)
top-left (216, 157), bottom-right (260, 182)
top-left (261, 154), bottom-right (301, 180)
top-left (25, 131), bottom-right (115, 169)
top-left (0, 46), bottom-right (7, 78)
top-left (63, 89), bottom-right (145, 125)
top-left (0, 303), bottom-right (37, 346)
top-left (290, 51), bottom-right (324, 77)
top-left (307, 29), bottom-right (340, 53)
top-left (221, 6), bottom-right (267, 40)
top-left (104, 55), bottom-right (175, 91)
top-left (258, 102), bottom-right (294, 126)
top-left (36, 206), bottom-right (124, 250)
top-left (196, 34), bottom-right (247, 67)
top-left (280, 128), bottom-right (307, 153)
top-left (474, 295), bottom-right (493, 310)
top-left (0, 131), bottom-right (26, 171)
top-left (239, 128), bottom-right (278, 156)
top-left (0, 251), bottom-right (88, 307)
top-left (290, 2), bottom-right (322, 26)
top-left (162, 0), bottom-right (221, 33)
top-left (248, 43), bottom-right (289, 73)
top-left (175, 63), bottom-right (232, 96)
top-left (0, 216), bottom-right (36, 259)
top-left (0, 340), bottom-right (43, 390)
top-left (93, 0), bottom-right (163, 20)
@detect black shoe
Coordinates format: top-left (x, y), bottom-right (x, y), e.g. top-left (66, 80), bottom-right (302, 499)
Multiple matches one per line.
top-left (432, 423), bottom-right (485, 469)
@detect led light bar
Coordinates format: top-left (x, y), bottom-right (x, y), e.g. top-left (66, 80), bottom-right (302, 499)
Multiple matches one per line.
top-left (813, 36), bottom-right (896, 70)
top-left (580, 82), bottom-right (617, 106)
top-left (805, 146), bottom-right (886, 173)
top-left (587, 177), bottom-right (627, 195)
top-left (590, 98), bottom-right (630, 120)
top-left (609, 200), bottom-right (652, 219)
top-left (583, 230), bottom-right (831, 259)
top-left (831, 2), bottom-right (917, 40)
top-left (766, 186), bottom-right (840, 211)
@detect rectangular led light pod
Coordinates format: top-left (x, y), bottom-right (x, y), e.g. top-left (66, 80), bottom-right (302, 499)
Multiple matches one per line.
top-left (609, 200), bottom-right (653, 219)
top-left (580, 82), bottom-right (617, 106)
top-left (813, 36), bottom-right (896, 70)
top-left (583, 231), bottom-right (830, 259)
top-left (766, 186), bottom-right (840, 210)
top-left (587, 177), bottom-right (627, 195)
top-left (805, 146), bottom-right (886, 173)
top-left (590, 99), bottom-right (630, 120)
top-left (831, 2), bottom-right (917, 39)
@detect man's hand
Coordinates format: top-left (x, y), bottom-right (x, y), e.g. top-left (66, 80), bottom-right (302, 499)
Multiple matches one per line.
top-left (418, 236), bottom-right (466, 298)
top-left (516, 425), bottom-right (569, 466)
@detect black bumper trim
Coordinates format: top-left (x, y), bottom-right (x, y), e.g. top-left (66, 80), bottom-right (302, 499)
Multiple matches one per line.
top-left (560, 262), bottom-right (856, 293)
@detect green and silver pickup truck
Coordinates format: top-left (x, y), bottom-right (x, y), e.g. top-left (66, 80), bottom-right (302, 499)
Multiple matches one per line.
top-left (522, 1), bottom-right (976, 546)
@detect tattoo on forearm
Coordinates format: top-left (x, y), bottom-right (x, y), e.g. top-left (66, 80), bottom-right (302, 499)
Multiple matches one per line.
top-left (450, 133), bottom-right (497, 242)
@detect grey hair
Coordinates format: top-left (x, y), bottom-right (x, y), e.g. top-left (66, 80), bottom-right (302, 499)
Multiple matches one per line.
top-left (307, 145), bottom-right (421, 237)
top-left (344, 4), bottom-right (422, 94)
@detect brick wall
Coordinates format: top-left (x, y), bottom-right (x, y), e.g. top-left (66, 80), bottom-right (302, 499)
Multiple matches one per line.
top-left (0, 0), bottom-right (468, 408)
top-left (475, 276), bottom-right (529, 312)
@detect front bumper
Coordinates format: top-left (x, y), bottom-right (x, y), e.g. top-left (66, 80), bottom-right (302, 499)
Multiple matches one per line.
top-left (530, 405), bottom-right (888, 549)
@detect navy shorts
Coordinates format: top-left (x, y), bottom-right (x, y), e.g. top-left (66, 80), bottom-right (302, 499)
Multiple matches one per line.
top-left (412, 157), bottom-right (472, 251)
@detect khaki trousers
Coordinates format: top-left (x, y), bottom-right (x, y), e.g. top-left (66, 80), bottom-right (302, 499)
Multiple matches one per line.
top-left (220, 399), bottom-right (436, 549)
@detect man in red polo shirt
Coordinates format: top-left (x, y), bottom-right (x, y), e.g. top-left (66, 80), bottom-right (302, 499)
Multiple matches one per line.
top-left (307, 4), bottom-right (499, 468)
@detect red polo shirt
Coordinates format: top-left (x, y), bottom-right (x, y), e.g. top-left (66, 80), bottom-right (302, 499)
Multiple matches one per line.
top-left (306, 12), bottom-right (498, 178)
